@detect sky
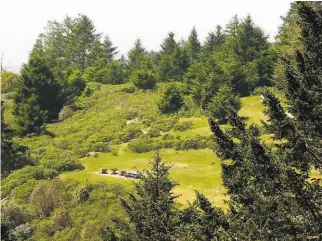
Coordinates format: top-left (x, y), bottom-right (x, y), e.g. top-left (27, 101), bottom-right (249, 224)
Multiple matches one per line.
top-left (0, 0), bottom-right (293, 73)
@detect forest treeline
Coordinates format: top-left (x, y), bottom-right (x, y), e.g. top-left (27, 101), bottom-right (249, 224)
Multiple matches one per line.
top-left (1, 1), bottom-right (321, 240)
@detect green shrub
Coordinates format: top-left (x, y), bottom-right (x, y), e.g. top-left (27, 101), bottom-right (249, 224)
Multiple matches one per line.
top-left (2, 166), bottom-right (58, 197)
top-left (162, 133), bottom-right (174, 140)
top-left (148, 127), bottom-right (161, 138)
top-left (117, 123), bottom-right (142, 143)
top-left (104, 60), bottom-right (128, 85)
top-left (1, 203), bottom-right (30, 229)
top-left (58, 106), bottom-right (74, 121)
top-left (128, 137), bottom-right (154, 153)
top-left (52, 208), bottom-right (72, 232)
top-left (111, 148), bottom-right (119, 156)
top-left (150, 117), bottom-right (178, 132)
top-left (173, 121), bottom-right (193, 132)
top-left (207, 85), bottom-right (241, 122)
top-left (11, 222), bottom-right (34, 240)
top-left (174, 135), bottom-right (208, 150)
top-left (132, 69), bottom-right (156, 90)
top-left (158, 83), bottom-right (184, 114)
top-left (74, 186), bottom-right (90, 203)
top-left (121, 85), bottom-right (136, 93)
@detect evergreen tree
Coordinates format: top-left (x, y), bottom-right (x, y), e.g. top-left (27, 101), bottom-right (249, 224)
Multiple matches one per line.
top-left (102, 151), bottom-right (180, 241)
top-left (203, 25), bottom-right (226, 54)
top-left (69, 14), bottom-right (101, 73)
top-left (158, 83), bottom-right (184, 114)
top-left (128, 39), bottom-right (147, 71)
top-left (207, 3), bottom-right (322, 239)
top-left (160, 32), bottom-right (178, 56)
top-left (13, 51), bottom-right (62, 135)
top-left (1, 102), bottom-right (32, 177)
top-left (101, 36), bottom-right (118, 64)
top-left (185, 27), bottom-right (201, 60)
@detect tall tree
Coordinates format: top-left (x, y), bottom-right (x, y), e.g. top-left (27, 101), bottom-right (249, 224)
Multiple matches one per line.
top-left (203, 25), bottom-right (226, 54)
top-left (101, 36), bottom-right (118, 65)
top-left (160, 32), bottom-right (178, 57)
top-left (208, 2), bottom-right (322, 239)
top-left (13, 50), bottom-right (62, 135)
top-left (185, 27), bottom-right (201, 60)
top-left (127, 39), bottom-right (148, 72)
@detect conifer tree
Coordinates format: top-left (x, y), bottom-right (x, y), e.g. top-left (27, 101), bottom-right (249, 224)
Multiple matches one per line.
top-left (185, 27), bottom-right (201, 60)
top-left (102, 150), bottom-right (180, 241)
top-left (203, 25), bottom-right (226, 54)
top-left (208, 2), bottom-right (322, 239)
top-left (13, 51), bottom-right (62, 135)
top-left (160, 32), bottom-right (178, 57)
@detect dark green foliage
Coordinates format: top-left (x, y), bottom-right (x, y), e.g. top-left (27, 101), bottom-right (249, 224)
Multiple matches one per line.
top-left (203, 25), bottom-right (226, 55)
top-left (132, 68), bottom-right (156, 90)
top-left (2, 166), bottom-right (58, 197)
top-left (178, 192), bottom-right (232, 240)
top-left (158, 45), bottom-right (190, 82)
top-left (158, 83), bottom-right (184, 114)
top-left (185, 27), bottom-right (201, 60)
top-left (207, 85), bottom-right (241, 122)
top-left (104, 60), bottom-right (128, 85)
top-left (160, 32), bottom-right (178, 56)
top-left (104, 151), bottom-right (179, 241)
top-left (1, 102), bottom-right (33, 177)
top-left (207, 3), bottom-right (322, 239)
top-left (13, 53), bottom-right (62, 135)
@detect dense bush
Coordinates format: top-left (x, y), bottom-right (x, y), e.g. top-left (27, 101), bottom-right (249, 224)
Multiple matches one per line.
top-left (158, 83), bottom-right (184, 114)
top-left (52, 209), bottom-right (72, 232)
top-left (116, 123), bottom-right (142, 143)
top-left (132, 69), bottom-right (156, 90)
top-left (30, 179), bottom-right (66, 217)
top-left (174, 135), bottom-right (209, 150)
top-left (128, 137), bottom-right (154, 153)
top-left (74, 186), bottom-right (90, 203)
top-left (173, 121), bottom-right (193, 131)
top-left (1, 203), bottom-right (30, 229)
top-left (2, 166), bottom-right (58, 197)
top-left (103, 60), bottom-right (128, 85)
top-left (11, 222), bottom-right (34, 240)
top-left (207, 85), bottom-right (241, 122)
top-left (149, 117), bottom-right (178, 132)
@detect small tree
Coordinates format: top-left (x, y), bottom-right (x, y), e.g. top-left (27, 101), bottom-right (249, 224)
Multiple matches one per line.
top-left (158, 83), bottom-right (184, 114)
top-left (29, 179), bottom-right (65, 217)
top-left (101, 150), bottom-right (180, 241)
top-left (132, 69), bottom-right (156, 90)
top-left (207, 84), bottom-right (241, 122)
top-left (74, 185), bottom-right (90, 203)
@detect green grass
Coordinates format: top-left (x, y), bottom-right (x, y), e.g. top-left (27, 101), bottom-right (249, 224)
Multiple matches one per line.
top-left (8, 83), bottom-right (270, 208)
top-left (62, 147), bottom-right (227, 207)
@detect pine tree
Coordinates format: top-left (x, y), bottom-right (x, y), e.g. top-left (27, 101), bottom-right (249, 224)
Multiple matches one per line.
top-left (103, 150), bottom-right (180, 241)
top-left (1, 102), bottom-right (32, 177)
top-left (101, 36), bottom-right (118, 64)
top-left (208, 2), bottom-right (322, 239)
top-left (203, 25), bottom-right (226, 54)
top-left (127, 39), bottom-right (148, 72)
top-left (69, 14), bottom-right (101, 73)
top-left (185, 27), bottom-right (201, 60)
top-left (160, 32), bottom-right (178, 56)
top-left (13, 51), bottom-right (62, 135)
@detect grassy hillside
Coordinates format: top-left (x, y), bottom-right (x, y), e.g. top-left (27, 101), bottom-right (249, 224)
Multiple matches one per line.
top-left (9, 82), bottom-right (269, 208)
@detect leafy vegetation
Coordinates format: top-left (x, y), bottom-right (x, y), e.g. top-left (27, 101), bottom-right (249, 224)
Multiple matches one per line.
top-left (1, 2), bottom-right (321, 240)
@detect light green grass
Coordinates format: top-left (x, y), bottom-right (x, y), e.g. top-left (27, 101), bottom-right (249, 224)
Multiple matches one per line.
top-left (62, 147), bottom-right (228, 207)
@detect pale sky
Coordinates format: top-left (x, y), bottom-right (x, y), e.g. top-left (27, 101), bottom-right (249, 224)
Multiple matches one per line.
top-left (0, 0), bottom-right (293, 73)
